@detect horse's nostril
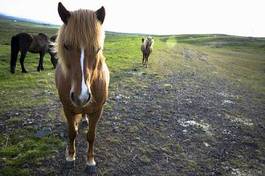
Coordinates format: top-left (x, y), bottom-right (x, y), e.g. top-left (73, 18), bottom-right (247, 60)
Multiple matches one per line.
top-left (86, 93), bottom-right (91, 103)
top-left (70, 92), bottom-right (75, 102)
top-left (70, 91), bottom-right (91, 107)
top-left (81, 92), bottom-right (91, 105)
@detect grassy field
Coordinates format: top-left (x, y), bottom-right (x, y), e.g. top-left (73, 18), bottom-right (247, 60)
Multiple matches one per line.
top-left (0, 19), bottom-right (265, 175)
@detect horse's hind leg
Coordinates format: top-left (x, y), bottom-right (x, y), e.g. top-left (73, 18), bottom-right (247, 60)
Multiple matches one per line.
top-left (10, 37), bottom-right (19, 73)
top-left (10, 51), bottom-right (19, 74)
top-left (142, 53), bottom-right (145, 65)
top-left (83, 109), bottom-right (102, 175)
top-left (143, 56), bottom-right (147, 67)
top-left (20, 50), bottom-right (28, 73)
top-left (37, 52), bottom-right (45, 71)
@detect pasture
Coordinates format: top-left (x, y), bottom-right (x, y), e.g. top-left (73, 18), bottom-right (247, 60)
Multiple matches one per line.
top-left (0, 19), bottom-right (265, 175)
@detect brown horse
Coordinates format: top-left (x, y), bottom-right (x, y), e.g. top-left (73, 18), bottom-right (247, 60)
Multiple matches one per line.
top-left (10, 33), bottom-right (57, 73)
top-left (141, 36), bottom-right (154, 67)
top-left (55, 2), bottom-right (109, 175)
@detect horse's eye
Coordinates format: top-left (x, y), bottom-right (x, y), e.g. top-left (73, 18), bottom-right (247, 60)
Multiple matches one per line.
top-left (96, 47), bottom-right (101, 54)
top-left (64, 44), bottom-right (71, 50)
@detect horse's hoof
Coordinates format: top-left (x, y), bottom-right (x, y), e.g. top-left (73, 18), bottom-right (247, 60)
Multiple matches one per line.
top-left (10, 70), bottom-right (15, 74)
top-left (61, 161), bottom-right (75, 176)
top-left (65, 160), bottom-right (75, 169)
top-left (22, 70), bottom-right (28, 73)
top-left (83, 165), bottom-right (97, 176)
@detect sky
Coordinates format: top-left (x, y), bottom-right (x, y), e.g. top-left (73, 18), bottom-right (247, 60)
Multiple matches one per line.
top-left (0, 0), bottom-right (264, 37)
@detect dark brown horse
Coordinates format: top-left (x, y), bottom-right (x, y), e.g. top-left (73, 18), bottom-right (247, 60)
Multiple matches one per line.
top-left (141, 36), bottom-right (154, 67)
top-left (10, 32), bottom-right (57, 73)
top-left (55, 2), bottom-right (108, 175)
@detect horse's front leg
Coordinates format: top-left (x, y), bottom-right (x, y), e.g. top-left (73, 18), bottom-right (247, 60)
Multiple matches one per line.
top-left (83, 109), bottom-right (102, 175)
top-left (48, 50), bottom-right (58, 69)
top-left (50, 55), bottom-right (58, 69)
top-left (64, 110), bottom-right (82, 167)
top-left (37, 52), bottom-right (45, 71)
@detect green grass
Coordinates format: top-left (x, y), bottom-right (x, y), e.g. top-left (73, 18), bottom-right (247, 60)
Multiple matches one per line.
top-left (0, 128), bottom-right (64, 175)
top-left (0, 44), bottom-right (56, 112)
top-left (154, 35), bottom-right (265, 94)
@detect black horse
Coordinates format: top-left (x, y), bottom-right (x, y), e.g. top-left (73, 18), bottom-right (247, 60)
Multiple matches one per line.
top-left (10, 32), bottom-right (57, 73)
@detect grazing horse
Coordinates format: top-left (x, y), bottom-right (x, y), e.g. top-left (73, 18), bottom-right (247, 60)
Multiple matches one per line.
top-left (55, 2), bottom-right (109, 175)
top-left (10, 32), bottom-right (57, 73)
top-left (48, 35), bottom-right (58, 68)
top-left (141, 36), bottom-right (154, 67)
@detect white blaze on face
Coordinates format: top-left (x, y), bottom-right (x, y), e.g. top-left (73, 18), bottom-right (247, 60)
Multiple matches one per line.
top-left (79, 48), bottom-right (89, 102)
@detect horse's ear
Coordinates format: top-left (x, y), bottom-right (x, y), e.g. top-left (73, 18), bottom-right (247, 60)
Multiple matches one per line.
top-left (95, 6), bottom-right (105, 24)
top-left (58, 2), bottom-right (71, 24)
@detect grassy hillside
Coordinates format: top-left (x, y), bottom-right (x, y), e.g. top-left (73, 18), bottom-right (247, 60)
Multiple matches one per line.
top-left (0, 19), bottom-right (58, 45)
top-left (157, 35), bottom-right (265, 93)
top-left (0, 19), bottom-right (264, 175)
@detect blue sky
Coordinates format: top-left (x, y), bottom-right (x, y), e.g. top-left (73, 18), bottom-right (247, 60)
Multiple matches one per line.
top-left (0, 0), bottom-right (264, 37)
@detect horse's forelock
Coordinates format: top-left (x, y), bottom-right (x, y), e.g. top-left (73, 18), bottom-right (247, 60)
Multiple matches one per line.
top-left (58, 9), bottom-right (103, 49)
top-left (57, 9), bottom-right (105, 76)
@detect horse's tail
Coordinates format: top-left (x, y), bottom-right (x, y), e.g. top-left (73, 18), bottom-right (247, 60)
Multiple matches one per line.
top-left (10, 35), bottom-right (19, 73)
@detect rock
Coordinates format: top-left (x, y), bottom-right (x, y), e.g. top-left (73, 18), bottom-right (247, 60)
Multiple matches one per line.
top-left (115, 95), bottom-right (122, 100)
top-left (113, 116), bottom-right (120, 120)
top-left (112, 126), bottom-right (119, 133)
top-left (222, 100), bottom-right (234, 105)
top-left (182, 129), bottom-right (188, 133)
top-left (60, 132), bottom-right (65, 138)
top-left (35, 127), bottom-right (52, 138)
top-left (163, 83), bottom-right (172, 90)
top-left (203, 142), bottom-right (210, 147)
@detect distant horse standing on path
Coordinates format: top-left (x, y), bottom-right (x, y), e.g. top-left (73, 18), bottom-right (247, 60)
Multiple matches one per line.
top-left (55, 2), bottom-right (109, 175)
top-left (10, 32), bottom-right (57, 73)
top-left (141, 36), bottom-right (154, 67)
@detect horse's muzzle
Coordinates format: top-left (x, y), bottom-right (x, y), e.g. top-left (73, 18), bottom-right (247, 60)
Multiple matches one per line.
top-left (70, 91), bottom-right (91, 107)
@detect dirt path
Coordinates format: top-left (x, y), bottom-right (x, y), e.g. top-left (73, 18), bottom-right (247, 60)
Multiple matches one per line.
top-left (92, 72), bottom-right (264, 176)
top-left (1, 44), bottom-right (264, 176)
